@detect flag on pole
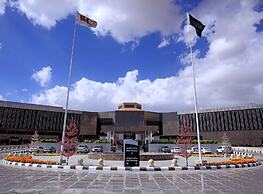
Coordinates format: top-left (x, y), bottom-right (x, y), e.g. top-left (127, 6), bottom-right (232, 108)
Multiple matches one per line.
top-left (77, 12), bottom-right (97, 28)
top-left (189, 14), bottom-right (205, 37)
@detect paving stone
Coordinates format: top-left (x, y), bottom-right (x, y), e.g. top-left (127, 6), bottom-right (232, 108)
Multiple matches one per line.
top-left (1, 164), bottom-right (263, 193)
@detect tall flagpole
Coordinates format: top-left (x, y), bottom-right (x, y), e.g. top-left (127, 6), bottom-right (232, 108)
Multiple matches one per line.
top-left (60, 12), bottom-right (78, 164)
top-left (187, 13), bottom-right (202, 163)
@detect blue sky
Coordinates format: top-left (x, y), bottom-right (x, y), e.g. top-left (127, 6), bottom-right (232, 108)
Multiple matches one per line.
top-left (0, 0), bottom-right (263, 112)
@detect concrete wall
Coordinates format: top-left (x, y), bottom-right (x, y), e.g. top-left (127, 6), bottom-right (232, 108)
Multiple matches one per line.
top-left (162, 112), bottom-right (179, 136)
top-left (80, 112), bottom-right (98, 136)
top-left (201, 131), bottom-right (263, 146)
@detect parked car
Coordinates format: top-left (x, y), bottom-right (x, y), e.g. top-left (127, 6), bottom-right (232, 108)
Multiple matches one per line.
top-left (216, 146), bottom-right (232, 154)
top-left (171, 147), bottom-right (181, 154)
top-left (92, 145), bottom-right (103, 152)
top-left (43, 146), bottom-right (56, 153)
top-left (30, 146), bottom-right (44, 153)
top-left (201, 147), bottom-right (212, 154)
top-left (159, 146), bottom-right (171, 153)
top-left (77, 144), bottom-right (89, 153)
top-left (187, 147), bottom-right (199, 154)
top-left (187, 147), bottom-right (212, 154)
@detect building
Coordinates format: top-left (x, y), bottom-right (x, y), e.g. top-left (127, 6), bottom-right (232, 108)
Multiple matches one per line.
top-left (0, 100), bottom-right (263, 145)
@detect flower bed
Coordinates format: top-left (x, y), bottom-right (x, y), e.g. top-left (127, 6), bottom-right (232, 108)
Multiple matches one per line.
top-left (192, 153), bottom-right (222, 157)
top-left (4, 155), bottom-right (58, 165)
top-left (199, 157), bottom-right (257, 166)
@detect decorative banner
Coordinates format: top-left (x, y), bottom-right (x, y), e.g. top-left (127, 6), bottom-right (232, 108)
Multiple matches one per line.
top-left (124, 139), bottom-right (140, 167)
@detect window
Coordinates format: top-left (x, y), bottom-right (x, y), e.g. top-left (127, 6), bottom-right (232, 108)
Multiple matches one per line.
top-left (124, 104), bottom-right (134, 108)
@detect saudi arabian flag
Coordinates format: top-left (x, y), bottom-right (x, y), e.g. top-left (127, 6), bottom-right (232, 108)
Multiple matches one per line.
top-left (189, 14), bottom-right (205, 37)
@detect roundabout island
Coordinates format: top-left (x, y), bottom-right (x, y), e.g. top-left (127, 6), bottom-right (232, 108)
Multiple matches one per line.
top-left (1, 148), bottom-right (261, 172)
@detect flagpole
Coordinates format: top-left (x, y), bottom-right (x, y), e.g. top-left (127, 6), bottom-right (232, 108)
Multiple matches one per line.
top-left (60, 12), bottom-right (78, 164)
top-left (187, 13), bottom-right (202, 164)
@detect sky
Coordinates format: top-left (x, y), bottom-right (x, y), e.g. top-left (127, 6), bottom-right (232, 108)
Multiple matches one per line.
top-left (0, 0), bottom-right (263, 112)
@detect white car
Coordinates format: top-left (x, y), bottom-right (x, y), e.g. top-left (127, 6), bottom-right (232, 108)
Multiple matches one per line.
top-left (216, 146), bottom-right (232, 154)
top-left (187, 147), bottom-right (212, 154)
top-left (187, 147), bottom-right (199, 154)
top-left (171, 147), bottom-right (181, 154)
top-left (92, 145), bottom-right (103, 152)
top-left (77, 144), bottom-right (89, 153)
top-left (29, 146), bottom-right (44, 153)
top-left (201, 147), bottom-right (212, 154)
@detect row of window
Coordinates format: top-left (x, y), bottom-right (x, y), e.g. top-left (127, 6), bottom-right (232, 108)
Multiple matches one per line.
top-left (178, 108), bottom-right (263, 132)
top-left (99, 118), bottom-right (114, 125)
top-left (118, 104), bottom-right (142, 109)
top-left (0, 107), bottom-right (81, 131)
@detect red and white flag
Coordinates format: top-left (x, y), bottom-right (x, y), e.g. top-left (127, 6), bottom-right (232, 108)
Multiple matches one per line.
top-left (77, 12), bottom-right (97, 28)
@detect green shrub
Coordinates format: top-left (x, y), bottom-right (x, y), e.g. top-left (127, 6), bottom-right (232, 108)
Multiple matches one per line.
top-left (84, 139), bottom-right (92, 143)
top-left (191, 139), bottom-right (218, 144)
top-left (95, 140), bottom-right (110, 143)
top-left (151, 139), bottom-right (176, 144)
top-left (40, 139), bottom-right (58, 143)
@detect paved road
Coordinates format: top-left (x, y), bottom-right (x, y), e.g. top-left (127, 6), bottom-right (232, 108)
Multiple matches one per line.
top-left (0, 164), bottom-right (263, 194)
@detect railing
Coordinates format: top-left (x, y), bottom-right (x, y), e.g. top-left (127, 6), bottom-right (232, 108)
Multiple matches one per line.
top-left (232, 147), bottom-right (263, 161)
top-left (0, 145), bottom-right (29, 153)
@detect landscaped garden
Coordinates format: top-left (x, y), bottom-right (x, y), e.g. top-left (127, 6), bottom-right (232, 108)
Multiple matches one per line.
top-left (4, 155), bottom-right (58, 165)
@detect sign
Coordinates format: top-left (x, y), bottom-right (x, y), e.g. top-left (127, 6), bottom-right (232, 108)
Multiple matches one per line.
top-left (124, 139), bottom-right (140, 167)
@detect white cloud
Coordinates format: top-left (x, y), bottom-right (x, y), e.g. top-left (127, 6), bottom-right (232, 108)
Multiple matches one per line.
top-left (10, 0), bottom-right (182, 43)
top-left (32, 66), bottom-right (52, 87)
top-left (10, 0), bottom-right (76, 29)
top-left (31, 69), bottom-right (195, 112)
top-left (31, 0), bottom-right (263, 112)
top-left (0, 0), bottom-right (7, 15)
top-left (157, 38), bottom-right (170, 48)
top-left (0, 42), bottom-right (2, 49)
top-left (179, 0), bottom-right (263, 108)
top-left (22, 88), bottom-right (28, 92)
top-left (0, 95), bottom-right (6, 101)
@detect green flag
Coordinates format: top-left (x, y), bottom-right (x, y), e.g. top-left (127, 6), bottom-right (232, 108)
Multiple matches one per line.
top-left (189, 14), bottom-right (205, 37)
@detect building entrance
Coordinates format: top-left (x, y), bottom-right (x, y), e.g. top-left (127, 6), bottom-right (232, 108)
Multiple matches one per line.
top-left (124, 132), bottom-right (135, 140)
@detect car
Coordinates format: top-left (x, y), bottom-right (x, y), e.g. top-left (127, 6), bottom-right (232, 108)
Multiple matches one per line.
top-left (187, 147), bottom-right (199, 154)
top-left (187, 147), bottom-right (212, 154)
top-left (77, 144), bottom-right (89, 153)
top-left (92, 145), bottom-right (103, 152)
top-left (159, 146), bottom-right (171, 153)
top-left (216, 146), bottom-right (232, 154)
top-left (171, 147), bottom-right (181, 154)
top-left (201, 147), bottom-right (212, 154)
top-left (30, 146), bottom-right (44, 153)
top-left (43, 146), bottom-right (56, 153)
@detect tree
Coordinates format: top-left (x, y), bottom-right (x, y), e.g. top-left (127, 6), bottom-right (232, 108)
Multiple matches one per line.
top-left (221, 132), bottom-right (232, 155)
top-left (62, 119), bottom-right (78, 164)
top-left (177, 121), bottom-right (192, 166)
top-left (30, 131), bottom-right (39, 146)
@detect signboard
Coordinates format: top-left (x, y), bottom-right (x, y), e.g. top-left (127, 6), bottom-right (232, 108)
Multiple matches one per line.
top-left (124, 139), bottom-right (140, 167)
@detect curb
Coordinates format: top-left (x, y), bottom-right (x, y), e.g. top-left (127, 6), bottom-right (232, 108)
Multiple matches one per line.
top-left (1, 159), bottom-right (261, 172)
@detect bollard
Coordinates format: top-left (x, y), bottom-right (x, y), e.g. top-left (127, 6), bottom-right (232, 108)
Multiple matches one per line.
top-left (171, 158), bottom-right (178, 167)
top-left (78, 159), bottom-right (84, 166)
top-left (97, 158), bottom-right (104, 167)
top-left (148, 159), bottom-right (155, 167)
